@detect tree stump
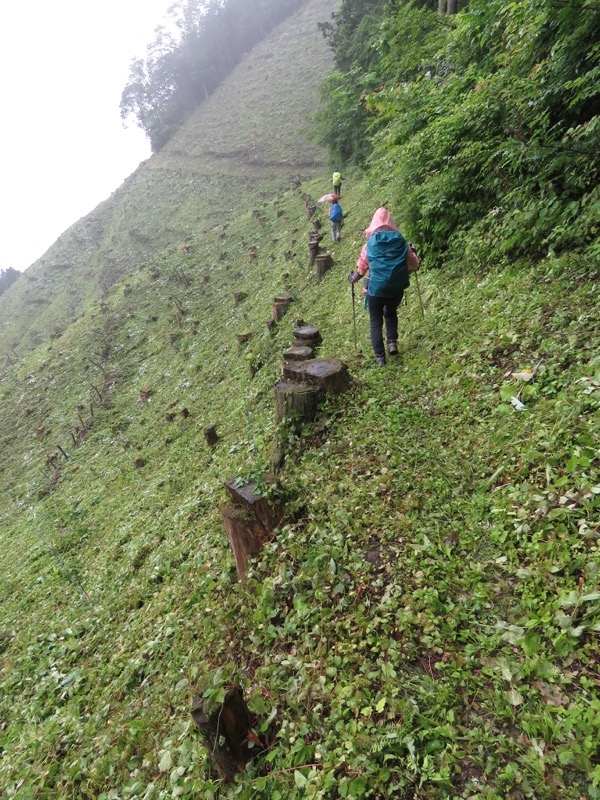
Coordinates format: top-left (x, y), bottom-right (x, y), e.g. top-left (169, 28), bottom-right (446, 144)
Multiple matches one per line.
top-left (220, 506), bottom-right (272, 580)
top-left (282, 358), bottom-right (350, 395)
top-left (274, 381), bottom-right (323, 425)
top-left (221, 478), bottom-right (284, 579)
top-left (191, 687), bottom-right (261, 783)
top-left (316, 253), bottom-right (334, 282)
top-left (308, 237), bottom-right (320, 266)
top-left (271, 296), bottom-right (293, 322)
top-left (236, 332), bottom-right (253, 345)
top-left (283, 346), bottom-right (315, 362)
top-left (204, 425), bottom-right (218, 446)
top-left (293, 326), bottom-right (322, 346)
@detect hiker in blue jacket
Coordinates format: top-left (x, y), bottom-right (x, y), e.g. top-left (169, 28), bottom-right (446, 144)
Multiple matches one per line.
top-left (329, 199), bottom-right (343, 242)
top-left (349, 207), bottom-right (419, 366)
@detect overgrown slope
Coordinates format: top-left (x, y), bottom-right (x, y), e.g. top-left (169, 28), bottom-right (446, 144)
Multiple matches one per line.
top-left (0, 0), bottom-right (335, 356)
top-left (0, 0), bottom-right (598, 798)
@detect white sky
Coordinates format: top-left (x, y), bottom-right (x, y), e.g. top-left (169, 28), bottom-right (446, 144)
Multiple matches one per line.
top-left (0, 0), bottom-right (175, 272)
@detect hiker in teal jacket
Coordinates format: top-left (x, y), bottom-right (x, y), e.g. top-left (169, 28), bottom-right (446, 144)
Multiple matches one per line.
top-left (349, 208), bottom-right (419, 366)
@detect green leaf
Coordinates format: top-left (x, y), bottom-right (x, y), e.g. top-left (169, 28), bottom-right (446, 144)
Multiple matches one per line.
top-left (294, 770), bottom-right (308, 789)
top-left (158, 751), bottom-right (173, 773)
top-left (507, 688), bottom-right (524, 706)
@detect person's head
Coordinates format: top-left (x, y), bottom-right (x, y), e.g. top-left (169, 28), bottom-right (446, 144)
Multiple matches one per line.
top-left (365, 207), bottom-right (397, 238)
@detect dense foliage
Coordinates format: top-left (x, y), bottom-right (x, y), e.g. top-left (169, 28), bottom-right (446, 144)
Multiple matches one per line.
top-left (313, 0), bottom-right (600, 267)
top-left (120, 0), bottom-right (305, 151)
top-left (0, 267), bottom-right (20, 297)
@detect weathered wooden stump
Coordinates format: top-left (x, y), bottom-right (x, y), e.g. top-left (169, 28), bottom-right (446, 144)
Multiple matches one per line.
top-left (236, 332), bottom-right (253, 345)
top-left (271, 295), bottom-right (293, 322)
top-left (204, 425), bottom-right (218, 446)
top-left (221, 478), bottom-right (284, 580)
top-left (283, 346), bottom-right (315, 362)
top-left (191, 687), bottom-right (262, 782)
top-left (316, 253), bottom-right (334, 282)
top-left (274, 381), bottom-right (323, 425)
top-left (282, 358), bottom-right (350, 395)
top-left (293, 326), bottom-right (322, 349)
top-left (308, 237), bottom-right (321, 266)
top-left (139, 387), bottom-right (153, 405)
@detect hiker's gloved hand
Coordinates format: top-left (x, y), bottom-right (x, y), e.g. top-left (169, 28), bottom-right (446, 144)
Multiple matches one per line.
top-left (349, 271), bottom-right (361, 284)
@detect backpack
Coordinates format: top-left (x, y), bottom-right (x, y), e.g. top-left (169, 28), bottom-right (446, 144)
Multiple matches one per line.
top-left (329, 203), bottom-right (343, 222)
top-left (332, 171), bottom-right (342, 187)
top-left (366, 230), bottom-right (410, 297)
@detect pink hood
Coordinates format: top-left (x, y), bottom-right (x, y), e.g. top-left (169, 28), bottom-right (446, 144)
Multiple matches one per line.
top-left (364, 207), bottom-right (398, 238)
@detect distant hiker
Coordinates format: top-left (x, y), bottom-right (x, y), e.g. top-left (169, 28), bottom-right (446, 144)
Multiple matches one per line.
top-left (332, 168), bottom-right (344, 196)
top-left (349, 207), bottom-right (419, 366)
top-left (329, 199), bottom-right (343, 242)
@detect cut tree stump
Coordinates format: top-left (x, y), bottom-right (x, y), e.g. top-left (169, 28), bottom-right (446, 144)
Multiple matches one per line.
top-left (293, 326), bottom-right (322, 346)
top-left (271, 295), bottom-right (293, 322)
top-left (308, 237), bottom-right (321, 266)
top-left (315, 253), bottom-right (334, 282)
top-left (236, 332), bottom-right (253, 345)
top-left (282, 358), bottom-right (350, 395)
top-left (191, 687), bottom-right (262, 782)
top-left (283, 346), bottom-right (315, 362)
top-left (220, 507), bottom-right (271, 580)
top-left (221, 478), bottom-right (284, 579)
top-left (204, 425), bottom-right (218, 446)
top-left (274, 381), bottom-right (323, 425)
top-left (224, 479), bottom-right (283, 530)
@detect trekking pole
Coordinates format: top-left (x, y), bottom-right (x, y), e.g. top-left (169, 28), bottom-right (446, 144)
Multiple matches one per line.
top-left (351, 281), bottom-right (358, 350)
top-left (414, 272), bottom-right (425, 319)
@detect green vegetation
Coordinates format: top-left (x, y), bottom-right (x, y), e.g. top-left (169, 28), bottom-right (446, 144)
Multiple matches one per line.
top-left (121, 0), bottom-right (305, 151)
top-left (0, 267), bottom-right (20, 296)
top-left (0, 0), bottom-right (598, 798)
top-left (313, 0), bottom-right (600, 267)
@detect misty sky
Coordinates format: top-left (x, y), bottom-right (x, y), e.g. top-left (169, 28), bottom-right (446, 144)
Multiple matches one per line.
top-left (0, 0), bottom-right (175, 272)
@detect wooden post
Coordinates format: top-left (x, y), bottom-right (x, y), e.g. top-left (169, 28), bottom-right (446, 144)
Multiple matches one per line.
top-left (191, 687), bottom-right (262, 783)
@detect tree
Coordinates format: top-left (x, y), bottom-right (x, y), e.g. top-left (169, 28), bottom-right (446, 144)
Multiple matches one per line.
top-left (0, 268), bottom-right (20, 297)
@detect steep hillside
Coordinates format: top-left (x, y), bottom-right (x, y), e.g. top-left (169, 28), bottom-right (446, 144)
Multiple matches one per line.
top-left (0, 0), bottom-right (335, 355)
top-left (0, 0), bottom-right (598, 798)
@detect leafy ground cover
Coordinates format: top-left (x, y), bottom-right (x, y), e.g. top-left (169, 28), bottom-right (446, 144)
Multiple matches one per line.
top-left (0, 169), bottom-right (597, 798)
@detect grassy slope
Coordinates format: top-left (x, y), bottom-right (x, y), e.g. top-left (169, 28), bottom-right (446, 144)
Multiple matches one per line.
top-left (0, 6), bottom-right (598, 800)
top-left (0, 176), bottom-right (597, 798)
top-left (0, 0), bottom-right (335, 356)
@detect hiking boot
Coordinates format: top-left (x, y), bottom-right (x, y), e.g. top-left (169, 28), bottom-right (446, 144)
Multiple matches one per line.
top-left (388, 341), bottom-right (399, 356)
top-left (375, 354), bottom-right (386, 367)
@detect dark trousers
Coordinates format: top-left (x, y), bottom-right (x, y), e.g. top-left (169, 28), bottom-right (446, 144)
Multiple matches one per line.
top-left (367, 292), bottom-right (404, 357)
